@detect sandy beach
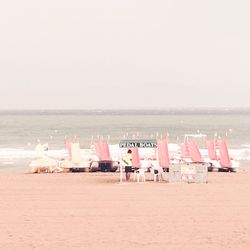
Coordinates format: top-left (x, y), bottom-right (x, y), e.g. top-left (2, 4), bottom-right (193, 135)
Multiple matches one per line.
top-left (0, 171), bottom-right (250, 250)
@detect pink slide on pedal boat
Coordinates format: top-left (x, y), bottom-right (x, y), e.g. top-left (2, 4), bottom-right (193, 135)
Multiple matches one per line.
top-left (207, 139), bottom-right (239, 172)
top-left (157, 139), bottom-right (170, 170)
top-left (92, 141), bottom-right (119, 172)
top-left (217, 139), bottom-right (239, 172)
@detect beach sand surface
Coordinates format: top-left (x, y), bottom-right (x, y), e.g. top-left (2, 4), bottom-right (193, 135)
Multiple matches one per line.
top-left (0, 171), bottom-right (250, 250)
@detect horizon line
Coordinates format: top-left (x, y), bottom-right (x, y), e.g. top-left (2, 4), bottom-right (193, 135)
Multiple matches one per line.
top-left (0, 108), bottom-right (250, 115)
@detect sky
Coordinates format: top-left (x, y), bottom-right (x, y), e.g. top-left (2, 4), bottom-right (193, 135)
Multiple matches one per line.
top-left (0, 0), bottom-right (249, 109)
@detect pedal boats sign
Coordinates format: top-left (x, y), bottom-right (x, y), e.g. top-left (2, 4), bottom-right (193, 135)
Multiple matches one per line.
top-left (119, 139), bottom-right (157, 148)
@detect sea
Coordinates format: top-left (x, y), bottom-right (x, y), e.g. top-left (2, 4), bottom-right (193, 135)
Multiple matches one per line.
top-left (0, 109), bottom-right (250, 172)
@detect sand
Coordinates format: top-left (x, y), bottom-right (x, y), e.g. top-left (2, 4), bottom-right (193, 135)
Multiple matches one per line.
top-left (0, 171), bottom-right (250, 250)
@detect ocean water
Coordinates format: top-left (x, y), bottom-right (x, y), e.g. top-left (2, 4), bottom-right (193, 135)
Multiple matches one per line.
top-left (0, 110), bottom-right (250, 171)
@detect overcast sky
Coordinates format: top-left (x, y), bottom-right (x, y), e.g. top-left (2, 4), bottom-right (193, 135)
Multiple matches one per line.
top-left (0, 0), bottom-right (249, 109)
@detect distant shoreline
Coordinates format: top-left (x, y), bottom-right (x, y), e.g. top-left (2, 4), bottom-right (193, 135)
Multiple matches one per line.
top-left (0, 108), bottom-right (250, 116)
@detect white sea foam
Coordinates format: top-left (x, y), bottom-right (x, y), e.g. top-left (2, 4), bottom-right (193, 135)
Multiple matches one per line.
top-left (1, 144), bottom-right (250, 161)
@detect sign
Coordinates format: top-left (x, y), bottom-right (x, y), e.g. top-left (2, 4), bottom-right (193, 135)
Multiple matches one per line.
top-left (119, 139), bottom-right (157, 148)
top-left (181, 165), bottom-right (196, 181)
